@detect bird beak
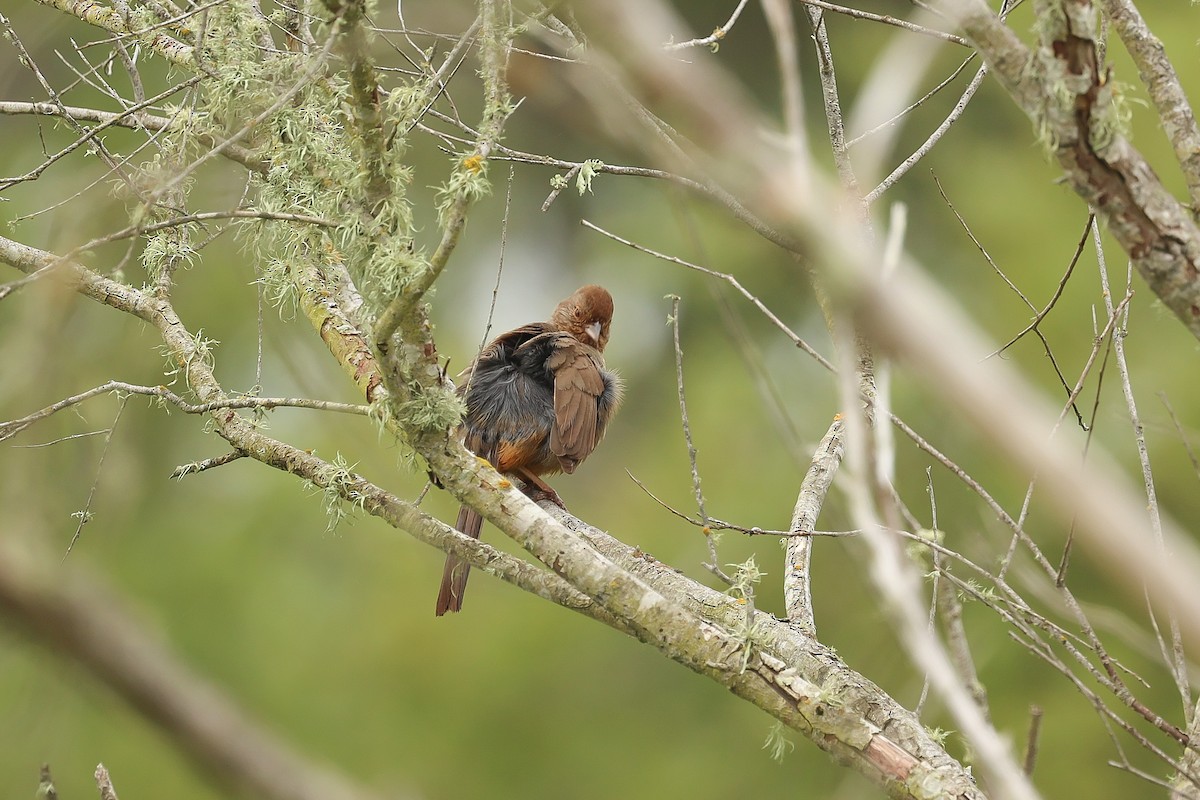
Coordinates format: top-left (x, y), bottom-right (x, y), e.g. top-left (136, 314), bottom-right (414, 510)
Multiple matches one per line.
top-left (585, 321), bottom-right (602, 345)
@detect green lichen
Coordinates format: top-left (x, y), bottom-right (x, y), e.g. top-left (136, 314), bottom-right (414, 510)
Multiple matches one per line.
top-left (905, 527), bottom-right (943, 566)
top-left (311, 452), bottom-right (364, 534)
top-left (398, 384), bottom-right (466, 437)
top-left (127, 0), bottom-right (491, 469)
top-left (576, 158), bottom-right (603, 195)
top-left (762, 721), bottom-right (795, 762)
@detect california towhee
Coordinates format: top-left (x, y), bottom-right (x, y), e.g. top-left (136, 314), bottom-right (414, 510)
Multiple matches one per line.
top-left (436, 285), bottom-right (623, 615)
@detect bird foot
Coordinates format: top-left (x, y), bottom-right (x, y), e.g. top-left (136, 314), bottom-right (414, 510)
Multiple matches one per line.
top-left (523, 483), bottom-right (567, 510)
top-left (512, 467), bottom-right (567, 510)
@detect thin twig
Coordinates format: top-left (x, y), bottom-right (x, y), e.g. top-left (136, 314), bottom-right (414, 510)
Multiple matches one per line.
top-left (915, 469), bottom-right (938, 716)
top-left (934, 176), bottom-right (1090, 428)
top-left (583, 220), bottom-right (832, 370)
top-left (864, 65), bottom-right (987, 205)
top-left (666, 295), bottom-right (731, 584)
top-left (0, 78), bottom-right (204, 191)
top-left (663, 0), bottom-right (751, 51)
top-left (626, 470), bottom-right (827, 537)
top-left (94, 763), bottom-right (120, 800)
top-left (63, 397), bottom-right (127, 559)
top-left (478, 165), bottom-right (515, 354)
top-left (1023, 706), bottom-right (1043, 775)
top-left (794, 0), bottom-right (967, 46)
top-left (1, 381), bottom-right (369, 444)
top-left (846, 55), bottom-right (976, 149)
top-left (171, 451), bottom-right (246, 479)
top-left (988, 213), bottom-right (1095, 359)
top-left (540, 161), bottom-right (582, 211)
top-left (932, 476), bottom-right (988, 717)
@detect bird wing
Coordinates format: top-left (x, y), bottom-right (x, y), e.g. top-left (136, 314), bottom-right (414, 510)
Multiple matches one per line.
top-left (455, 322), bottom-right (551, 389)
top-left (544, 337), bottom-right (606, 473)
top-left (459, 323), bottom-right (558, 473)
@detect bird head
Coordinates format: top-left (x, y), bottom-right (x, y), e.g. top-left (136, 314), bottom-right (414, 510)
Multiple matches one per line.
top-left (552, 284), bottom-right (614, 351)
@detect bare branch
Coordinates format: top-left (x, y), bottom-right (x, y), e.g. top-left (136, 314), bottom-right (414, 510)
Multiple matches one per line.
top-left (94, 764), bottom-right (120, 800)
top-left (801, 5), bottom-right (857, 193)
top-left (784, 416), bottom-right (844, 635)
top-left (666, 295), bottom-right (730, 584)
top-left (663, 0), bottom-right (751, 51)
top-left (0, 536), bottom-right (390, 800)
top-left (1, 381), bottom-right (368, 444)
top-left (794, 0), bottom-right (968, 46)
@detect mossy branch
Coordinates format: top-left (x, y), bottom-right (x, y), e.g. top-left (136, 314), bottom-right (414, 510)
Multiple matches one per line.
top-left (941, 0), bottom-right (1200, 341)
top-left (34, 0), bottom-right (194, 65)
top-left (322, 0), bottom-right (391, 213)
top-left (1099, 0), bottom-right (1200, 208)
top-left (0, 220), bottom-right (989, 798)
top-left (373, 0), bottom-right (513, 348)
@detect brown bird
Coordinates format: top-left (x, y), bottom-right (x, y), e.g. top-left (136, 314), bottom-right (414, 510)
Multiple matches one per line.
top-left (436, 285), bottom-right (622, 615)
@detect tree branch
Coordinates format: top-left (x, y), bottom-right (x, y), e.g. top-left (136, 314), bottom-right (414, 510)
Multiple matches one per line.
top-left (1099, 0), bottom-right (1200, 207)
top-left (784, 416), bottom-right (844, 635)
top-left (0, 229), bottom-right (988, 799)
top-left (940, 0), bottom-right (1200, 341)
top-left (34, 0), bottom-right (194, 66)
top-left (0, 536), bottom-right (390, 800)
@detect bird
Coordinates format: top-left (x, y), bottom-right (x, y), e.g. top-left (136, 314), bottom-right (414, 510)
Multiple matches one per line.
top-left (436, 284), bottom-right (622, 615)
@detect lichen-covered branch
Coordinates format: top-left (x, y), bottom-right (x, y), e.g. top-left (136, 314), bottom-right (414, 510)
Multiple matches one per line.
top-left (544, 504), bottom-right (985, 799)
top-left (322, 0), bottom-right (391, 212)
top-left (373, 0), bottom-right (512, 347)
top-left (1099, 0), bottom-right (1200, 207)
top-left (1, 227), bottom-right (986, 799)
top-left (34, 0), bottom-right (194, 66)
top-left (941, 0), bottom-right (1200, 341)
top-left (0, 101), bottom-right (266, 173)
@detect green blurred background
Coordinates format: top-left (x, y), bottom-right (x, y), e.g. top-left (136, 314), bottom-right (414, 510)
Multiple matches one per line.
top-left (2, 1), bottom-right (1200, 798)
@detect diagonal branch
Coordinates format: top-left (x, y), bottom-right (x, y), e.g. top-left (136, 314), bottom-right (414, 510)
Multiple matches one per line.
top-left (373, 0), bottom-right (511, 346)
top-left (0, 232), bottom-right (986, 799)
top-left (941, 0), bottom-right (1200, 342)
top-left (34, 0), bottom-right (195, 66)
top-left (1099, 0), bottom-right (1200, 207)
top-left (0, 100), bottom-right (266, 173)
top-left (0, 535), bottom-right (390, 800)
top-left (784, 415), bottom-right (844, 635)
